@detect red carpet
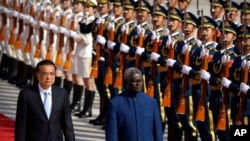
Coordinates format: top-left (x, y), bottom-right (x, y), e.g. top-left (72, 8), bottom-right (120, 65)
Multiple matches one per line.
top-left (0, 114), bottom-right (14, 141)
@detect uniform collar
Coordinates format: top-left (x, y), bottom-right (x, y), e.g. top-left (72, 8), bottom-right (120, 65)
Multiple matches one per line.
top-left (155, 28), bottom-right (164, 33)
top-left (172, 32), bottom-right (180, 38)
top-left (220, 45), bottom-right (234, 54)
top-left (125, 20), bottom-right (135, 26)
top-left (114, 17), bottom-right (124, 23)
top-left (101, 14), bottom-right (109, 19)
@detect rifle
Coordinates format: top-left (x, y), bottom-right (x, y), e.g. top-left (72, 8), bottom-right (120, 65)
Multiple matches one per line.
top-left (104, 2), bottom-right (114, 85)
top-left (211, 0), bottom-right (217, 42)
top-left (45, 10), bottom-right (55, 61)
top-left (90, 17), bottom-right (104, 78)
top-left (14, 2), bottom-right (25, 49)
top-left (162, 0), bottom-right (173, 107)
top-left (0, 0), bottom-right (7, 41)
top-left (145, 0), bottom-right (158, 97)
top-left (55, 13), bottom-right (66, 66)
top-left (8, 0), bottom-right (18, 45)
top-left (176, 9), bottom-right (189, 115)
top-left (135, 0), bottom-right (144, 69)
top-left (113, 0), bottom-right (129, 88)
top-left (24, 4), bottom-right (35, 53)
top-left (195, 9), bottom-right (209, 121)
top-left (63, 16), bottom-right (75, 70)
top-left (235, 0), bottom-right (248, 125)
top-left (217, 17), bottom-right (229, 131)
top-left (34, 9), bottom-right (44, 58)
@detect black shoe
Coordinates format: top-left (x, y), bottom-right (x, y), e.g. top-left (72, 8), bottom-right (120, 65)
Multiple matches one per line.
top-left (93, 117), bottom-right (105, 126)
top-left (75, 110), bottom-right (92, 118)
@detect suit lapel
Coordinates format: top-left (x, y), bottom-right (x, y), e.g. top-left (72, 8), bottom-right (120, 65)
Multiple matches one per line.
top-left (32, 85), bottom-right (49, 120)
top-left (50, 86), bottom-right (57, 120)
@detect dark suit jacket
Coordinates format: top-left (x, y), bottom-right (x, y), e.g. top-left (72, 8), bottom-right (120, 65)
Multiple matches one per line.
top-left (105, 91), bottom-right (163, 141)
top-left (15, 85), bottom-right (75, 141)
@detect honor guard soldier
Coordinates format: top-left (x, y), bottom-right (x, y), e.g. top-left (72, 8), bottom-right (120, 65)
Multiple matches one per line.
top-left (229, 25), bottom-right (250, 126)
top-left (178, 0), bottom-right (191, 13)
top-left (238, 26), bottom-right (250, 125)
top-left (223, 0), bottom-right (240, 26)
top-left (201, 20), bottom-right (239, 141)
top-left (239, 1), bottom-right (250, 27)
top-left (209, 0), bottom-right (224, 26)
top-left (68, 0), bottom-right (85, 113)
top-left (89, 0), bottom-right (124, 126)
top-left (74, 0), bottom-right (97, 119)
top-left (61, 0), bottom-right (74, 97)
top-left (175, 11), bottom-right (200, 141)
top-left (182, 15), bottom-right (219, 141)
top-left (138, 3), bottom-right (168, 132)
top-left (162, 7), bottom-right (184, 141)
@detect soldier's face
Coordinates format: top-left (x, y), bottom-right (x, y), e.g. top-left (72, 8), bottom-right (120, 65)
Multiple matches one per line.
top-left (98, 3), bottom-right (109, 15)
top-left (170, 19), bottom-right (181, 32)
top-left (113, 5), bottom-right (123, 17)
top-left (169, 0), bottom-right (178, 7)
top-left (74, 2), bottom-right (84, 13)
top-left (136, 10), bottom-right (149, 24)
top-left (220, 31), bottom-right (236, 46)
top-left (225, 10), bottom-right (238, 22)
top-left (210, 6), bottom-right (223, 18)
top-left (63, 0), bottom-right (71, 10)
top-left (153, 14), bottom-right (164, 28)
top-left (125, 73), bottom-right (143, 94)
top-left (178, 0), bottom-right (190, 12)
top-left (182, 23), bottom-right (195, 36)
top-left (240, 13), bottom-right (250, 25)
top-left (52, 0), bottom-right (61, 5)
top-left (124, 8), bottom-right (134, 21)
top-left (85, 6), bottom-right (96, 16)
top-left (238, 38), bottom-right (250, 51)
top-left (203, 27), bottom-right (215, 42)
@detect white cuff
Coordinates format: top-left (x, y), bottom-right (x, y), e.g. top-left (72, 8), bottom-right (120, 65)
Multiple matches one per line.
top-left (200, 70), bottom-right (211, 81)
top-left (107, 41), bottom-right (116, 50)
top-left (120, 43), bottom-right (129, 53)
top-left (150, 52), bottom-right (160, 61)
top-left (59, 27), bottom-right (68, 34)
top-left (167, 58), bottom-right (176, 67)
top-left (182, 65), bottom-right (192, 75)
top-left (240, 82), bottom-right (249, 94)
top-left (222, 77), bottom-right (231, 88)
top-left (13, 11), bottom-right (19, 17)
top-left (96, 35), bottom-right (106, 45)
top-left (136, 46), bottom-right (145, 55)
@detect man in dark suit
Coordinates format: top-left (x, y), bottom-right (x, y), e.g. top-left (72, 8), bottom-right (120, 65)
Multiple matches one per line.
top-left (105, 67), bottom-right (163, 141)
top-left (15, 60), bottom-right (75, 141)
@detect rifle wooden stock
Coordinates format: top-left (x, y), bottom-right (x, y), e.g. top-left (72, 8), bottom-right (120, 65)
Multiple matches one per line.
top-left (45, 14), bottom-right (55, 61)
top-left (195, 53), bottom-right (209, 121)
top-left (216, 60), bottom-right (230, 131)
top-left (34, 11), bottom-right (44, 58)
top-left (146, 38), bottom-right (158, 98)
top-left (0, 0), bottom-right (7, 41)
top-left (176, 48), bottom-right (190, 114)
top-left (235, 64), bottom-right (248, 125)
top-left (63, 19), bottom-right (75, 70)
top-left (90, 23), bottom-right (104, 78)
top-left (104, 27), bottom-right (114, 84)
top-left (55, 15), bottom-right (66, 66)
top-left (162, 43), bottom-right (174, 107)
top-left (135, 31), bottom-right (144, 69)
top-left (14, 3), bottom-right (25, 49)
top-left (8, 0), bottom-right (18, 45)
top-left (114, 30), bottom-right (127, 88)
top-left (24, 5), bottom-right (35, 53)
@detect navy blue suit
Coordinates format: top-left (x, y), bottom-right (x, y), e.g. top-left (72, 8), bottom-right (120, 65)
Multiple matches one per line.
top-left (106, 91), bottom-right (163, 141)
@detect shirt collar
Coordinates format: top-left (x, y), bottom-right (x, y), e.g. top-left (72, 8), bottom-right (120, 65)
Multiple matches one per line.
top-left (38, 83), bottom-right (52, 96)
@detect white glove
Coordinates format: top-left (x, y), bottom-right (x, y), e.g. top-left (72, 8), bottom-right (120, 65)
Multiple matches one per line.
top-left (221, 55), bottom-right (230, 64)
top-left (165, 35), bottom-right (171, 47)
top-left (121, 24), bottom-right (129, 34)
top-left (3, 7), bottom-right (9, 14)
top-left (136, 46), bottom-right (145, 55)
top-left (59, 27), bottom-right (68, 35)
top-left (96, 17), bottom-right (105, 25)
top-left (49, 24), bottom-right (58, 33)
top-left (181, 44), bottom-right (188, 54)
top-left (39, 21), bottom-right (48, 29)
top-left (107, 22), bottom-right (115, 31)
top-left (107, 40), bottom-right (116, 50)
top-left (241, 59), bottom-right (250, 68)
top-left (200, 47), bottom-right (209, 58)
top-left (150, 52), bottom-right (160, 61)
top-left (18, 13), bottom-right (26, 20)
top-left (137, 25), bottom-right (145, 35)
top-left (200, 70), bottom-right (211, 81)
top-left (13, 11), bottom-right (19, 17)
top-left (182, 65), bottom-right (192, 75)
top-left (151, 31), bottom-right (160, 40)
top-left (120, 43), bottom-right (129, 53)
top-left (222, 77), bottom-right (231, 88)
top-left (30, 18), bottom-right (37, 27)
top-left (167, 58), bottom-right (176, 67)
top-left (240, 82), bottom-right (250, 94)
top-left (70, 31), bottom-right (80, 41)
top-left (96, 35), bottom-right (106, 45)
